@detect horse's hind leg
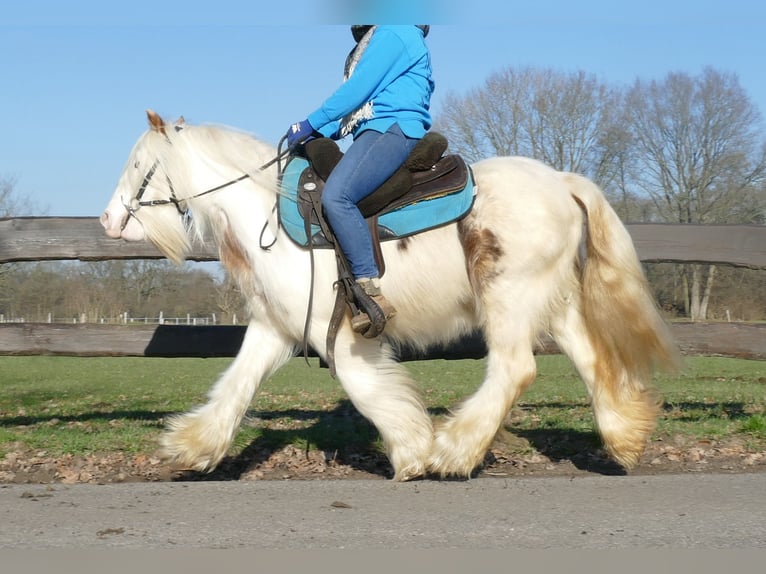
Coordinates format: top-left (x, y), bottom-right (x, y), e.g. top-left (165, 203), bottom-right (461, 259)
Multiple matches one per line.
top-left (331, 331), bottom-right (433, 481)
top-left (428, 324), bottom-right (538, 478)
top-left (428, 259), bottom-right (546, 477)
top-left (160, 319), bottom-right (294, 472)
top-left (549, 296), bottom-right (660, 469)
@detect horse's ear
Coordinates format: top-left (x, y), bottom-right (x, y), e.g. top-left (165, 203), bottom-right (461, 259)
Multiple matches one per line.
top-left (146, 109), bottom-right (167, 135)
top-left (172, 116), bottom-right (186, 133)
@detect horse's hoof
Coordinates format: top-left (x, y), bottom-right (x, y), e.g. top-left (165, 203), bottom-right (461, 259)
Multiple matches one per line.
top-left (394, 465), bottom-right (426, 482)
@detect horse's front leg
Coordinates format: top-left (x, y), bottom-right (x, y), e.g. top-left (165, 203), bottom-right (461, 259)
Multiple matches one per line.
top-left (160, 319), bottom-right (294, 472)
top-left (330, 330), bottom-right (433, 481)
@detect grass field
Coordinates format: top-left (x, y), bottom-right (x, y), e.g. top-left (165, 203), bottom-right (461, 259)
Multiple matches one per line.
top-left (0, 355), bottom-right (764, 480)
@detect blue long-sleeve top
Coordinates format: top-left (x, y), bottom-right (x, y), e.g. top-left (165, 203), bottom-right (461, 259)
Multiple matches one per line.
top-left (307, 25), bottom-right (434, 140)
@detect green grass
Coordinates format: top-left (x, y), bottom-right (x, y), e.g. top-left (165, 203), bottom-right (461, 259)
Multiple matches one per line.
top-left (653, 356), bottom-right (766, 441)
top-left (0, 356), bottom-right (218, 457)
top-left (0, 355), bottom-right (764, 461)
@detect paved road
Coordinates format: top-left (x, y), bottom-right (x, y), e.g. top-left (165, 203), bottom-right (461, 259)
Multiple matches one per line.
top-left (1, 473), bottom-right (764, 549)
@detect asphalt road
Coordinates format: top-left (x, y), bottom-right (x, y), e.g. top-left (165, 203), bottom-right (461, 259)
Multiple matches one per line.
top-left (1, 473), bottom-right (764, 549)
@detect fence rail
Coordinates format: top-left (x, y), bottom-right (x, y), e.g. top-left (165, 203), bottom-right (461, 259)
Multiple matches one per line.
top-left (2, 217), bottom-right (765, 268)
top-left (0, 315), bottom-right (217, 326)
top-left (1, 217), bottom-right (765, 360)
top-left (0, 321), bottom-right (764, 361)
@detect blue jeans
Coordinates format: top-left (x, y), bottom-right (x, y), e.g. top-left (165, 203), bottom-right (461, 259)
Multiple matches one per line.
top-left (321, 123), bottom-right (419, 279)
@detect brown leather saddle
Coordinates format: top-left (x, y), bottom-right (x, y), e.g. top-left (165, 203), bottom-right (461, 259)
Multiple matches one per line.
top-left (296, 132), bottom-right (470, 275)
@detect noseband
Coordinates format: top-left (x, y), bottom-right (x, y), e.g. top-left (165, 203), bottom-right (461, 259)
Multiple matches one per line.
top-left (122, 159), bottom-right (186, 222)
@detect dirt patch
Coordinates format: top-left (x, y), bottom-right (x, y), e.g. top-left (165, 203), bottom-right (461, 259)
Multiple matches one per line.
top-left (2, 432), bottom-right (764, 484)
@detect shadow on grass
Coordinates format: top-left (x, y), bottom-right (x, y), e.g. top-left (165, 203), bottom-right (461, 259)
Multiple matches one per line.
top-left (661, 401), bottom-right (751, 421)
top-left (0, 410), bottom-right (168, 427)
top-left (172, 400), bottom-right (394, 481)
top-left (171, 401), bottom-right (628, 481)
top-left (512, 428), bottom-right (626, 476)
top-left (4, 399), bottom-right (753, 481)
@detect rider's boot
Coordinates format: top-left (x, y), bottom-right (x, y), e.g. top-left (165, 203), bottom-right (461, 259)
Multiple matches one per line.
top-left (350, 277), bottom-right (397, 336)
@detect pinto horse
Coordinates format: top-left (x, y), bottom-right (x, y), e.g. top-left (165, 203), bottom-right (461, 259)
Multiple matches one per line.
top-left (100, 110), bottom-right (678, 481)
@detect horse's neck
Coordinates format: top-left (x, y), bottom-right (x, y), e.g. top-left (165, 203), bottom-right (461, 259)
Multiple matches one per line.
top-left (174, 130), bottom-right (274, 204)
top-left (188, 165), bottom-right (278, 252)
top-left (168, 127), bottom-right (284, 256)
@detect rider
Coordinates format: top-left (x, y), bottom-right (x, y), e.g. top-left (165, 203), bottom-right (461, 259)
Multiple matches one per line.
top-left (285, 25), bottom-right (434, 335)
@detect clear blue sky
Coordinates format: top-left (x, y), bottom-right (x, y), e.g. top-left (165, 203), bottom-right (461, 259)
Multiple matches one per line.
top-left (2, 1), bottom-right (765, 217)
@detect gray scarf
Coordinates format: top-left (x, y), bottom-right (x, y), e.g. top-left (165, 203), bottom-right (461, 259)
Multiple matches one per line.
top-left (338, 25), bottom-right (377, 139)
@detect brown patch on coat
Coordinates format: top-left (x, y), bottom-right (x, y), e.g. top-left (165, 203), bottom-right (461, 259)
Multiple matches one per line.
top-left (458, 219), bottom-right (504, 292)
top-left (219, 225), bottom-right (251, 281)
top-left (396, 237), bottom-right (411, 252)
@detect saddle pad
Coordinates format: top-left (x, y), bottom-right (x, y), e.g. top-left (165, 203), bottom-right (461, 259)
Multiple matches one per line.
top-left (278, 156), bottom-right (477, 248)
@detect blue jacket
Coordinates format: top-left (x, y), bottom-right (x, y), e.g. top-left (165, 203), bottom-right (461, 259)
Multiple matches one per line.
top-left (307, 26), bottom-right (434, 140)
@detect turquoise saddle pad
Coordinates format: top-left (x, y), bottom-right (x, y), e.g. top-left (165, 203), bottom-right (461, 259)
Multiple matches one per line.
top-left (278, 156), bottom-right (476, 247)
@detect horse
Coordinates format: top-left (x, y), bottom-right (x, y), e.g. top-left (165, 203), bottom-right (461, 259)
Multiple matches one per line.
top-left (100, 110), bottom-right (679, 481)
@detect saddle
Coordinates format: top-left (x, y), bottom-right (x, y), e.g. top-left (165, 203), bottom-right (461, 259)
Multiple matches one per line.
top-left (295, 132), bottom-right (470, 259)
top-left (279, 132), bottom-right (475, 374)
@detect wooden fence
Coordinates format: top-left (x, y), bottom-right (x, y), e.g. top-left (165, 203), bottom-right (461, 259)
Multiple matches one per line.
top-left (1, 217), bottom-right (765, 361)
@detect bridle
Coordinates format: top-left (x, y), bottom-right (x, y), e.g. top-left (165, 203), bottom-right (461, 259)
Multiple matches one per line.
top-left (122, 135), bottom-right (290, 225)
top-left (124, 159), bottom-right (185, 218)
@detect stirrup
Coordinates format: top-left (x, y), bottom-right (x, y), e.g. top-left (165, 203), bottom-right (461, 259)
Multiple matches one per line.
top-left (349, 281), bottom-right (396, 338)
top-left (351, 294), bottom-right (397, 334)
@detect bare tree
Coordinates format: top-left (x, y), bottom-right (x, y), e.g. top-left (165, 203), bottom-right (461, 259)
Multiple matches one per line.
top-left (625, 67), bottom-right (766, 224)
top-left (215, 272), bottom-right (246, 324)
top-left (2, 263), bottom-right (67, 321)
top-left (1, 176), bottom-right (19, 218)
top-left (1, 177), bottom-right (24, 310)
top-left (1, 175), bottom-right (43, 217)
top-left (434, 67), bottom-right (623, 184)
top-left (67, 261), bottom-right (131, 321)
top-left (624, 67), bottom-right (766, 320)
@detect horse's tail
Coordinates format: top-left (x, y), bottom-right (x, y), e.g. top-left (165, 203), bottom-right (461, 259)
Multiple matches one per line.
top-left (566, 173), bottom-right (680, 466)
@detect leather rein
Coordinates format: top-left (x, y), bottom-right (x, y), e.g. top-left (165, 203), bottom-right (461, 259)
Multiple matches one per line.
top-left (123, 135), bottom-right (290, 230)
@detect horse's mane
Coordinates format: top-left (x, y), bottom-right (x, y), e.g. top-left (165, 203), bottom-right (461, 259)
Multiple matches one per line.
top-left (149, 123), bottom-right (277, 197)
top-left (136, 121), bottom-right (280, 263)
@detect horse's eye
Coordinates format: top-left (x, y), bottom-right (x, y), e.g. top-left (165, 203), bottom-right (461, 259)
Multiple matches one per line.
top-left (134, 161), bottom-right (140, 169)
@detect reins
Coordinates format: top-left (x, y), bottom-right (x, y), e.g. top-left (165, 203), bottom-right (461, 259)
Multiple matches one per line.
top-left (125, 135), bottom-right (290, 219)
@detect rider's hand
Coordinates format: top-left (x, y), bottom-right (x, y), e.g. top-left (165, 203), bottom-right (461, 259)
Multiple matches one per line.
top-left (285, 119), bottom-right (316, 149)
